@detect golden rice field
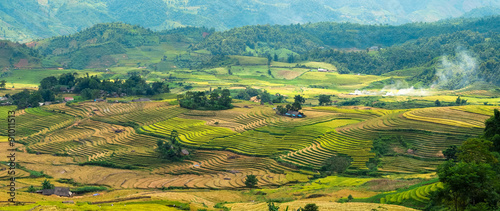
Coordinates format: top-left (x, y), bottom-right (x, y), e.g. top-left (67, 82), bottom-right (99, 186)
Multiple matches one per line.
top-left (226, 201), bottom-right (417, 211)
top-left (1, 102), bottom-right (490, 180)
top-left (0, 101), bottom-right (494, 210)
top-left (381, 182), bottom-right (444, 204)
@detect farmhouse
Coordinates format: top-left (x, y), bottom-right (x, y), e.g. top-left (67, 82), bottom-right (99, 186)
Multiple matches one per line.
top-left (318, 68), bottom-right (328, 72)
top-left (64, 97), bottom-right (74, 102)
top-left (285, 110), bottom-right (304, 118)
top-left (40, 187), bottom-right (72, 197)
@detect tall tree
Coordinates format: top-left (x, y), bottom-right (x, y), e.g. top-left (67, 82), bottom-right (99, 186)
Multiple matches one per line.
top-left (0, 80), bottom-right (6, 89)
top-left (318, 94), bottom-right (331, 106)
top-left (484, 109), bottom-right (500, 152)
top-left (244, 175), bottom-right (258, 188)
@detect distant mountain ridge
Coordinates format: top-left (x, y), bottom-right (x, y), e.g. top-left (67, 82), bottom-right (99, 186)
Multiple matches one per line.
top-left (1, 0), bottom-right (500, 42)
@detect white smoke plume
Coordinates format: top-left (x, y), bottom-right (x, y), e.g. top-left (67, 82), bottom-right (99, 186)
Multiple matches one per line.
top-left (349, 49), bottom-right (478, 96)
top-left (433, 49), bottom-right (478, 90)
top-left (381, 80), bottom-right (430, 96)
top-left (349, 80), bottom-right (429, 96)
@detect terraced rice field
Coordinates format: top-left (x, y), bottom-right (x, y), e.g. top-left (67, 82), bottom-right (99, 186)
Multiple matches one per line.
top-left (0, 163), bottom-right (29, 179)
top-left (335, 109), bottom-right (484, 158)
top-left (27, 119), bottom-right (159, 162)
top-left (141, 117), bottom-right (236, 147)
top-left (206, 117), bottom-right (349, 156)
top-left (279, 119), bottom-right (371, 169)
top-left (378, 156), bottom-right (442, 174)
top-left (0, 105), bottom-right (17, 138)
top-left (402, 107), bottom-right (484, 128)
top-left (46, 103), bottom-right (93, 117)
top-left (296, 131), bottom-right (374, 169)
top-left (94, 104), bottom-right (187, 126)
top-left (227, 201), bottom-right (417, 211)
top-left (450, 105), bottom-right (500, 116)
top-left (180, 106), bottom-right (286, 132)
top-left (23, 160), bottom-right (300, 189)
top-left (13, 112), bottom-right (74, 139)
top-left (298, 176), bottom-right (373, 192)
top-left (153, 151), bottom-right (291, 174)
top-left (3, 101), bottom-right (491, 193)
top-left (381, 182), bottom-right (444, 204)
top-left (25, 107), bottom-right (54, 116)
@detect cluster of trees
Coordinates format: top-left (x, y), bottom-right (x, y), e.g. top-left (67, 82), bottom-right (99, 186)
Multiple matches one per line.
top-left (155, 130), bottom-right (186, 161)
top-left (178, 88), bottom-right (232, 110)
top-left (40, 73), bottom-right (169, 100)
top-left (318, 94), bottom-right (332, 106)
top-left (235, 86), bottom-right (286, 104)
top-left (8, 72), bottom-right (170, 109)
top-left (276, 95), bottom-right (305, 115)
top-left (427, 109), bottom-right (500, 210)
top-left (9, 90), bottom-right (46, 109)
top-left (320, 155), bottom-right (353, 175)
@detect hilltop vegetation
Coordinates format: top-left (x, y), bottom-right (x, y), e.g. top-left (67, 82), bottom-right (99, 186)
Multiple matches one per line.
top-left (0, 40), bottom-right (41, 69)
top-left (1, 16), bottom-right (492, 90)
top-left (0, 16), bottom-right (499, 91)
top-left (196, 16), bottom-right (500, 56)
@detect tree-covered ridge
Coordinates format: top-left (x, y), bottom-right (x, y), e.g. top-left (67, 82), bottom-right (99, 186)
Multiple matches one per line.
top-left (196, 16), bottom-right (500, 56)
top-left (34, 23), bottom-right (197, 69)
top-left (38, 23), bottom-right (160, 56)
top-left (306, 30), bottom-right (490, 74)
top-left (1, 16), bottom-right (500, 88)
top-left (0, 40), bottom-right (42, 69)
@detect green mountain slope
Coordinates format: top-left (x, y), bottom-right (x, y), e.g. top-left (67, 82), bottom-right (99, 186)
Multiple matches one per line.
top-left (0, 40), bottom-right (42, 70)
top-left (196, 16), bottom-right (500, 55)
top-left (1, 15), bottom-right (498, 88)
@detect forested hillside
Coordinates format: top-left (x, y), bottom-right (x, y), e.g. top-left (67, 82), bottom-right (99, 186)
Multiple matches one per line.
top-left (0, 40), bottom-right (42, 70)
top-left (1, 15), bottom-right (499, 89)
top-left (196, 16), bottom-right (500, 55)
top-left (1, 0), bottom-right (500, 42)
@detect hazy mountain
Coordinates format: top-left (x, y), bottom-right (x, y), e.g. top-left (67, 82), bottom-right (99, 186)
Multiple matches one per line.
top-left (1, 0), bottom-right (500, 42)
top-left (461, 6), bottom-right (500, 18)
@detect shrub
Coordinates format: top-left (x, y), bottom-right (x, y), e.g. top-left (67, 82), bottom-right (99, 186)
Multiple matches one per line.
top-left (42, 179), bottom-right (54, 189)
top-left (244, 175), bottom-right (258, 188)
top-left (27, 185), bottom-right (38, 193)
top-left (303, 203), bottom-right (319, 211)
